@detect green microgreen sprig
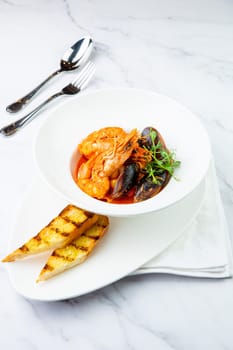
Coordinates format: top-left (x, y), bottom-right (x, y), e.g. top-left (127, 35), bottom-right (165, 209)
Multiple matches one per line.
top-left (143, 129), bottom-right (181, 184)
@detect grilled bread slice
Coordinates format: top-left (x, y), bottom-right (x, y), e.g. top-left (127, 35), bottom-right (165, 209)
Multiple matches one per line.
top-left (2, 205), bottom-right (98, 262)
top-left (37, 215), bottom-right (109, 282)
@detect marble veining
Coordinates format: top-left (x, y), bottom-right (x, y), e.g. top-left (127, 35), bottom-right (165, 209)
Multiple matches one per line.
top-left (0, 0), bottom-right (233, 349)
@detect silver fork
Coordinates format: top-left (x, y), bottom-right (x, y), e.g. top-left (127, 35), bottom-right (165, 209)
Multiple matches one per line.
top-left (0, 61), bottom-right (95, 136)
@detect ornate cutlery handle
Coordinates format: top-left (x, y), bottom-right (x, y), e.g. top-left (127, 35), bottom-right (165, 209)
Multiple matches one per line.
top-left (6, 69), bottom-right (61, 113)
top-left (1, 92), bottom-right (63, 136)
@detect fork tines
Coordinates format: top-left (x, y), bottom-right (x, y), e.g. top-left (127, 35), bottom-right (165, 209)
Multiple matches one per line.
top-left (73, 61), bottom-right (96, 90)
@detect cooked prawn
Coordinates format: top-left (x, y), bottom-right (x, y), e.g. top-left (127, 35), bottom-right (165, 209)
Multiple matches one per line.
top-left (77, 153), bottom-right (110, 199)
top-left (78, 176), bottom-right (110, 200)
top-left (76, 127), bottom-right (139, 199)
top-left (78, 127), bottom-right (127, 158)
top-left (101, 128), bottom-right (139, 176)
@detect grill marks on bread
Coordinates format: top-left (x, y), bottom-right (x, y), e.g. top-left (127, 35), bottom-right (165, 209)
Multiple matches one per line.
top-left (2, 205), bottom-right (98, 262)
top-left (37, 215), bottom-right (109, 282)
top-left (2, 205), bottom-right (109, 283)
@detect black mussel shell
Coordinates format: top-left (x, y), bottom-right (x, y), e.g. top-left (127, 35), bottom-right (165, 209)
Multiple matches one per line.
top-left (134, 172), bottom-right (168, 202)
top-left (112, 163), bottom-right (139, 199)
top-left (138, 126), bottom-right (159, 148)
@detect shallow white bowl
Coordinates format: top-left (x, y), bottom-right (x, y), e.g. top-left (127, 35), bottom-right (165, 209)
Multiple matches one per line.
top-left (34, 88), bottom-right (211, 217)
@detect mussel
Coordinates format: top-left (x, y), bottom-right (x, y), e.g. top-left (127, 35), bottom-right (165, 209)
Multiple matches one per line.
top-left (134, 172), bottom-right (169, 202)
top-left (138, 126), bottom-right (159, 148)
top-left (112, 163), bottom-right (139, 199)
top-left (138, 126), bottom-right (166, 150)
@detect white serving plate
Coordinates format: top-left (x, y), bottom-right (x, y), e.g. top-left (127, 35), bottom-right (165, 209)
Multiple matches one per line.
top-left (4, 175), bottom-right (205, 301)
top-left (34, 88), bottom-right (211, 217)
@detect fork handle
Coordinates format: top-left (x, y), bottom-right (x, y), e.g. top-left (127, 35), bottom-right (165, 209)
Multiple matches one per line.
top-left (6, 69), bottom-right (62, 113)
top-left (0, 92), bottom-right (64, 136)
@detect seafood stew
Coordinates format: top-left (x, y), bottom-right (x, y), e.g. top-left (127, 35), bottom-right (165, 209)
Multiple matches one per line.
top-left (74, 126), bottom-right (180, 203)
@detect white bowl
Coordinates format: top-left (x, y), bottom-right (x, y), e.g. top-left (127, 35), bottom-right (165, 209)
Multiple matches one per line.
top-left (34, 88), bottom-right (211, 217)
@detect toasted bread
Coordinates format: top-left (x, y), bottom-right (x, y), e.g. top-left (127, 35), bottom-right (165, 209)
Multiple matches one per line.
top-left (2, 205), bottom-right (98, 262)
top-left (37, 215), bottom-right (109, 282)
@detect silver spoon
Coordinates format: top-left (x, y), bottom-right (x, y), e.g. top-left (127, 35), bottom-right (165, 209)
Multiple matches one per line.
top-left (6, 36), bottom-right (93, 113)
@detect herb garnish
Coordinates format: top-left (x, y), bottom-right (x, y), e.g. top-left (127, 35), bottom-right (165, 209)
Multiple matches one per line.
top-left (144, 129), bottom-right (181, 184)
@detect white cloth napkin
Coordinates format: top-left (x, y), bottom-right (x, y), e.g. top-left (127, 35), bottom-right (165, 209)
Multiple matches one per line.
top-left (133, 161), bottom-right (233, 278)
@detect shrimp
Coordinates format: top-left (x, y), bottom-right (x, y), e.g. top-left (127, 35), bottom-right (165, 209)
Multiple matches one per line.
top-left (76, 128), bottom-right (139, 199)
top-left (77, 154), bottom-right (110, 199)
top-left (78, 127), bottom-right (127, 158)
top-left (77, 176), bottom-right (110, 199)
top-left (101, 128), bottom-right (139, 176)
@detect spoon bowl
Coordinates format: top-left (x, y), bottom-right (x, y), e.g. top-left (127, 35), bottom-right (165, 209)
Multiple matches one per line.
top-left (60, 37), bottom-right (93, 71)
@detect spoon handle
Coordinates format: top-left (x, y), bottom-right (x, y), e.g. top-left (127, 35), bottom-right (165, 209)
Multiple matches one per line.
top-left (1, 92), bottom-right (64, 136)
top-left (6, 69), bottom-right (62, 113)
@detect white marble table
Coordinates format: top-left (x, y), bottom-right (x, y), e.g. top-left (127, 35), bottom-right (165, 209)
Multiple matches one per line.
top-left (0, 0), bottom-right (233, 348)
